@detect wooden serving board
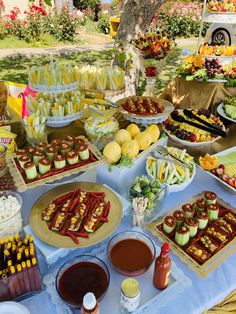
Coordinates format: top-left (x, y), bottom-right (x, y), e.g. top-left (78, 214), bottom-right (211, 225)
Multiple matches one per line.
top-left (147, 192), bottom-right (236, 278)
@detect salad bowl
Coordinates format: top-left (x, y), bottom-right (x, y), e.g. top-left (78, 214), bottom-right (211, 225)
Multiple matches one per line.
top-left (146, 147), bottom-right (196, 193)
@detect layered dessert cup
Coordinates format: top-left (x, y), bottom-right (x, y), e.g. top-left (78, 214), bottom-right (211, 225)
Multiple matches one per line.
top-left (33, 151), bottom-right (45, 167)
top-left (163, 215), bottom-right (176, 234)
top-left (195, 199), bottom-right (206, 212)
top-left (66, 150), bottom-right (79, 165)
top-left (207, 204), bottom-right (219, 222)
top-left (175, 226), bottom-right (190, 246)
top-left (59, 142), bottom-right (71, 156)
top-left (184, 217), bottom-right (199, 237)
top-left (45, 146), bottom-right (57, 161)
top-left (204, 191), bottom-right (217, 205)
top-left (39, 157), bottom-right (52, 175)
top-left (16, 149), bottom-right (27, 160)
top-left (196, 211), bottom-right (209, 229)
top-left (18, 155), bottom-right (30, 168)
top-left (54, 154), bottom-right (66, 169)
top-left (27, 146), bottom-right (37, 160)
top-left (78, 144), bottom-right (89, 161)
top-left (65, 135), bottom-right (75, 148)
top-left (38, 141), bottom-right (48, 153)
top-left (24, 161), bottom-right (38, 180)
top-left (173, 210), bottom-right (185, 228)
top-left (182, 204), bottom-right (195, 218)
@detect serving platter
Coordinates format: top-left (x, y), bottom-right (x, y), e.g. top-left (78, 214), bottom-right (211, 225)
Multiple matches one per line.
top-left (30, 182), bottom-right (122, 248)
top-left (217, 103), bottom-right (236, 123)
top-left (117, 96), bottom-right (174, 126)
top-left (7, 136), bottom-right (104, 192)
top-left (163, 109), bottom-right (225, 147)
top-left (147, 192), bottom-right (236, 278)
top-left (198, 146), bottom-right (236, 194)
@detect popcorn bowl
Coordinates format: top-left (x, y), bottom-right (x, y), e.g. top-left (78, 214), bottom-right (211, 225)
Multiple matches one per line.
top-left (0, 191), bottom-right (23, 238)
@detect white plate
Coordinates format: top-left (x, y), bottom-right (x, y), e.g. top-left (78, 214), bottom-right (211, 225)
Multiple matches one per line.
top-left (117, 97), bottom-right (174, 126)
top-left (198, 146), bottom-right (236, 194)
top-left (217, 103), bottom-right (236, 123)
top-left (46, 111), bottom-right (83, 127)
top-left (0, 302), bottom-right (30, 314)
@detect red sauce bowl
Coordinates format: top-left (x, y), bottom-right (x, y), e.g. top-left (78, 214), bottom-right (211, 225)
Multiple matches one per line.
top-left (56, 255), bottom-right (110, 308)
top-left (107, 231), bottom-right (156, 276)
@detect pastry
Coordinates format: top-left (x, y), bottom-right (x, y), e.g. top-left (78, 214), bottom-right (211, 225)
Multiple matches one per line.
top-left (214, 218), bottom-right (233, 234)
top-left (163, 215), bottom-right (176, 234)
top-left (182, 204), bottom-right (195, 218)
top-left (224, 212), bottom-right (236, 226)
top-left (173, 210), bottom-right (185, 228)
top-left (206, 226), bottom-right (228, 243)
top-left (186, 244), bottom-right (210, 263)
top-left (184, 217), bottom-right (199, 237)
top-left (39, 157), bottom-right (51, 175)
top-left (196, 211), bottom-right (209, 229)
top-left (204, 191), bottom-right (217, 205)
top-left (175, 226), bottom-right (190, 246)
top-left (207, 203), bottom-right (219, 222)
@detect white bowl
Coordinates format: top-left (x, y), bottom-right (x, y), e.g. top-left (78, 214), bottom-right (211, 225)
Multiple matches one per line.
top-left (146, 150), bottom-right (196, 193)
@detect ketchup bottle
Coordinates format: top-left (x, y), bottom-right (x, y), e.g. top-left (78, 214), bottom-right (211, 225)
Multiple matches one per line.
top-left (153, 242), bottom-right (171, 290)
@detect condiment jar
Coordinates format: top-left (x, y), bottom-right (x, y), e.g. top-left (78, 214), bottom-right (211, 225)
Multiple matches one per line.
top-left (81, 292), bottom-right (100, 314)
top-left (120, 278), bottom-right (140, 313)
top-left (153, 242), bottom-right (171, 290)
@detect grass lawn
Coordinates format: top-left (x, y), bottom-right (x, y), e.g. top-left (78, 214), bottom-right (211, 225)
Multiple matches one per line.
top-left (0, 34), bottom-right (62, 49)
top-left (0, 46), bottom-right (182, 94)
top-left (0, 50), bottom-right (114, 84)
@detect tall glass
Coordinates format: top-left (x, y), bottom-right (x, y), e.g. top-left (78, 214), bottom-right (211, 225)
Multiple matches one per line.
top-left (22, 119), bottom-right (47, 146)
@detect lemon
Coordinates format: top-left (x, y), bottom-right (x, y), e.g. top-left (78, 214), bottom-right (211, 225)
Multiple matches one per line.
top-left (145, 124), bottom-right (160, 143)
top-left (115, 129), bottom-right (132, 146)
top-left (126, 124), bottom-right (140, 138)
top-left (134, 132), bottom-right (152, 150)
top-left (103, 141), bottom-right (121, 163)
top-left (121, 140), bottom-right (139, 159)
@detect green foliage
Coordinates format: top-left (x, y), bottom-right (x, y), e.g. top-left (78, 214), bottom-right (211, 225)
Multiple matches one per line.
top-left (0, 21), bottom-right (8, 40)
top-left (53, 5), bottom-right (78, 42)
top-left (74, 0), bottom-right (101, 9)
top-left (97, 12), bottom-right (110, 34)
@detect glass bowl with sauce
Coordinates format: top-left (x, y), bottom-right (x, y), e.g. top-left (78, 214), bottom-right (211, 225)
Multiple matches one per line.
top-left (107, 231), bottom-right (156, 276)
top-left (56, 255), bottom-right (110, 309)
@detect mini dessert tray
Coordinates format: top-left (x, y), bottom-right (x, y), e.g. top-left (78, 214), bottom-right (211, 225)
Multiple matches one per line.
top-left (6, 136), bottom-right (104, 192)
top-left (147, 191), bottom-right (236, 278)
top-left (117, 96), bottom-right (174, 126)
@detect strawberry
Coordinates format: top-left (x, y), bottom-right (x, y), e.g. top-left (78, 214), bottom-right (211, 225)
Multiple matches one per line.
top-left (216, 167), bottom-right (224, 176)
top-left (222, 174), bottom-right (229, 182)
top-left (189, 133), bottom-right (197, 142)
top-left (228, 178), bottom-right (235, 187)
top-left (219, 164), bottom-right (225, 170)
top-left (163, 119), bottom-right (170, 126)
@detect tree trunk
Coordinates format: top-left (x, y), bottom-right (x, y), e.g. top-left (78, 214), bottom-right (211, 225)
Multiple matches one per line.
top-left (114, 0), bottom-right (164, 96)
top-left (116, 0), bottom-right (163, 42)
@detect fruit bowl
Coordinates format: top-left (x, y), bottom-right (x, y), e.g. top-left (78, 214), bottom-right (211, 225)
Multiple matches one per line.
top-left (146, 147), bottom-right (196, 193)
top-left (163, 108), bottom-right (225, 146)
top-left (107, 231), bottom-right (156, 276)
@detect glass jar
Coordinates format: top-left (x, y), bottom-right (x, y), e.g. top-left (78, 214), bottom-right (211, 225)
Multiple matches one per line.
top-left (0, 191), bottom-right (23, 238)
top-left (120, 278), bottom-right (140, 313)
top-left (0, 144), bottom-right (7, 177)
top-left (22, 119), bottom-right (47, 146)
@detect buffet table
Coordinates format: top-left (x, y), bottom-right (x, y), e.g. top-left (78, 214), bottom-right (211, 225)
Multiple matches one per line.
top-left (18, 166), bottom-right (236, 314)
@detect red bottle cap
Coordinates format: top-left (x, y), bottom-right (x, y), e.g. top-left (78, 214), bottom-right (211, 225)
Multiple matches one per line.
top-left (162, 242), bottom-right (170, 253)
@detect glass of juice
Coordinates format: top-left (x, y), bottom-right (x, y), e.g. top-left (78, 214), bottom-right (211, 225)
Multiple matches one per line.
top-left (56, 255), bottom-right (110, 308)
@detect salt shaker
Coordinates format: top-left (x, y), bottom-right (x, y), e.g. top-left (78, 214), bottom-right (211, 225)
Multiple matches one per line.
top-left (120, 278), bottom-right (140, 313)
